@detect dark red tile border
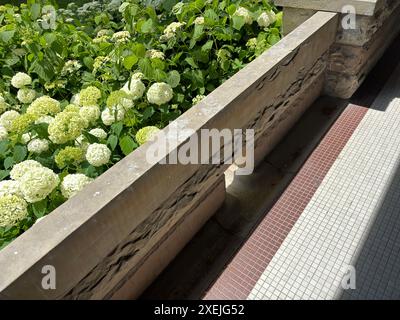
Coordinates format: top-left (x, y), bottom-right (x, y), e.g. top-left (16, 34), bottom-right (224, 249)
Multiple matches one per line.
top-left (203, 104), bottom-right (368, 300)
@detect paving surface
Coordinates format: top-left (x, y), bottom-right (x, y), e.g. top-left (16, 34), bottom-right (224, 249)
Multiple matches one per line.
top-left (204, 63), bottom-right (400, 300)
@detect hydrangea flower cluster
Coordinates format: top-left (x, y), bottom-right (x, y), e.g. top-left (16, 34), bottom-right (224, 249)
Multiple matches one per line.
top-left (17, 88), bottom-right (36, 104)
top-left (160, 22), bottom-right (186, 41)
top-left (55, 146), bottom-right (84, 169)
top-left (85, 143), bottom-right (111, 167)
top-left (27, 138), bottom-right (49, 154)
top-left (0, 195), bottom-right (28, 228)
top-left (11, 72), bottom-right (32, 89)
top-left (194, 16), bottom-right (205, 25)
top-left (122, 78), bottom-right (146, 100)
top-left (9, 160), bottom-right (59, 203)
top-left (111, 31), bottom-right (130, 43)
top-left (146, 82), bottom-right (174, 106)
top-left (146, 50), bottom-right (165, 60)
top-left (135, 126), bottom-right (160, 145)
top-left (257, 11), bottom-right (277, 28)
top-left (79, 86), bottom-right (102, 106)
top-left (48, 111), bottom-right (87, 144)
top-left (60, 174), bottom-right (93, 199)
top-left (27, 96), bottom-right (61, 116)
top-left (234, 7), bottom-right (253, 25)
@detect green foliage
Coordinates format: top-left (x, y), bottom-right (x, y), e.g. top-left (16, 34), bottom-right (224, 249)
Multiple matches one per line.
top-left (0, 0), bottom-right (281, 248)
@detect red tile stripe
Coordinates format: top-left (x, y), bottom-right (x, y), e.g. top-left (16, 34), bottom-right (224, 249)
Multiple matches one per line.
top-left (204, 104), bottom-right (368, 300)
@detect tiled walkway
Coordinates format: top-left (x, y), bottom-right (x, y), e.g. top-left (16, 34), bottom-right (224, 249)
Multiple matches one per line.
top-left (204, 64), bottom-right (400, 300)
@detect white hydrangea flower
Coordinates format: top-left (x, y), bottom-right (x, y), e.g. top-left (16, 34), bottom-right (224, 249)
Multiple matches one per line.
top-left (0, 110), bottom-right (20, 131)
top-left (27, 138), bottom-right (49, 154)
top-left (246, 37), bottom-right (257, 49)
top-left (192, 94), bottom-right (206, 105)
top-left (194, 16), bottom-right (205, 25)
top-left (101, 105), bottom-right (125, 126)
top-left (21, 132), bottom-right (37, 144)
top-left (89, 128), bottom-right (107, 139)
top-left (111, 31), bottom-right (130, 43)
top-left (161, 21), bottom-right (186, 41)
top-left (0, 126), bottom-right (8, 141)
top-left (145, 49), bottom-right (165, 60)
top-left (35, 115), bottom-right (54, 125)
top-left (147, 82), bottom-right (173, 106)
top-left (61, 173), bottom-right (93, 199)
top-left (79, 105), bottom-right (100, 125)
top-left (131, 72), bottom-right (144, 80)
top-left (0, 180), bottom-right (23, 197)
top-left (85, 143), bottom-right (111, 167)
top-left (257, 11), bottom-right (276, 28)
top-left (11, 72), bottom-right (32, 88)
top-left (61, 60), bottom-right (82, 75)
top-left (71, 93), bottom-right (81, 106)
top-left (122, 78), bottom-right (146, 100)
top-left (234, 7), bottom-right (253, 25)
top-left (17, 88), bottom-right (36, 104)
top-left (10, 160), bottom-right (43, 180)
top-left (18, 166), bottom-right (60, 203)
top-left (0, 195), bottom-right (28, 227)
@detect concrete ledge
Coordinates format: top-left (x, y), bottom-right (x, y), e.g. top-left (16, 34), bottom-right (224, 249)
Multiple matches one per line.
top-left (275, 0), bottom-right (383, 16)
top-left (0, 12), bottom-right (338, 299)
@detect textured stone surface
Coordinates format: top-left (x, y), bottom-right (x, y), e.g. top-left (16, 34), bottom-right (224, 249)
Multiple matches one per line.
top-left (0, 12), bottom-right (338, 299)
top-left (275, 0), bottom-right (382, 16)
top-left (326, 3), bottom-right (400, 98)
top-left (278, 0), bottom-right (400, 98)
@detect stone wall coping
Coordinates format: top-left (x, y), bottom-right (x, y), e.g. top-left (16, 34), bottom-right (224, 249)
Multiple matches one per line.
top-left (274, 0), bottom-right (383, 16)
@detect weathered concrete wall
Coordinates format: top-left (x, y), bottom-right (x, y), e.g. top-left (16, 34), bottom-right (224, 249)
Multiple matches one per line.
top-left (276, 0), bottom-right (400, 98)
top-left (0, 12), bottom-right (338, 299)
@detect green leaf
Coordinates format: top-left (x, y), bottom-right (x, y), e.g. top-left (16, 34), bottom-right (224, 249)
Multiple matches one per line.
top-left (142, 106), bottom-right (154, 120)
top-left (201, 40), bottom-right (214, 52)
top-left (226, 4), bottom-right (237, 16)
top-left (0, 141), bottom-right (9, 155)
top-left (119, 135), bottom-right (137, 156)
top-left (0, 30), bottom-right (15, 43)
top-left (166, 70), bottom-right (181, 88)
top-left (107, 135), bottom-right (118, 151)
top-left (193, 24), bottom-right (204, 41)
top-left (4, 157), bottom-right (14, 170)
top-left (0, 170), bottom-right (10, 181)
top-left (141, 19), bottom-right (154, 33)
top-left (232, 15), bottom-right (245, 30)
top-left (111, 122), bottom-right (123, 137)
top-left (204, 9), bottom-right (219, 26)
top-left (268, 33), bottom-right (280, 45)
top-left (32, 199), bottom-right (47, 219)
top-left (123, 55), bottom-right (138, 70)
top-left (138, 58), bottom-right (153, 78)
top-left (13, 145), bottom-right (27, 163)
top-left (83, 56), bottom-right (94, 69)
top-left (185, 57), bottom-right (198, 68)
top-left (30, 3), bottom-right (41, 20)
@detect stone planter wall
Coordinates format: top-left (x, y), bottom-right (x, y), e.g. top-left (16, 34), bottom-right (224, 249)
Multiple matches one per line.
top-left (275, 0), bottom-right (400, 98)
top-left (0, 11), bottom-right (339, 299)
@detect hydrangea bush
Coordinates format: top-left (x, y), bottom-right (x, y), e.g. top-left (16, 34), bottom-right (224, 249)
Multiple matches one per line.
top-left (0, 0), bottom-right (281, 249)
